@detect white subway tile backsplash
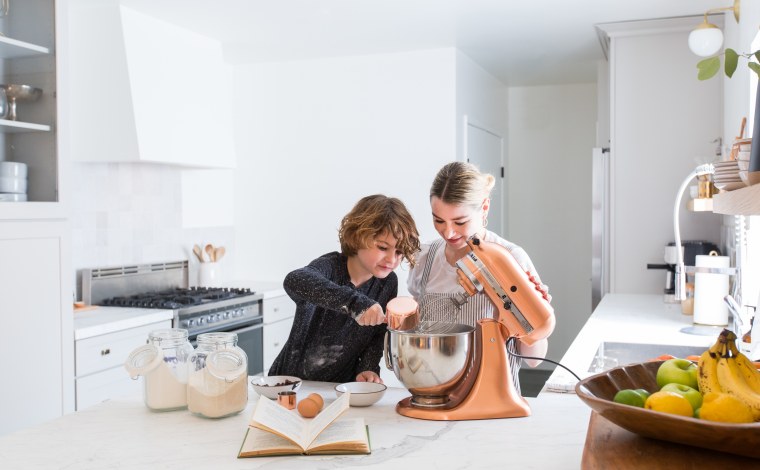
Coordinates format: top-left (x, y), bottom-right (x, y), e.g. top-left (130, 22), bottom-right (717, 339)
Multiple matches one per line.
top-left (70, 162), bottom-right (235, 280)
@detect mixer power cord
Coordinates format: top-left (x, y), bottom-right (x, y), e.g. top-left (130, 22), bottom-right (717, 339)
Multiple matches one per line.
top-left (505, 337), bottom-right (582, 382)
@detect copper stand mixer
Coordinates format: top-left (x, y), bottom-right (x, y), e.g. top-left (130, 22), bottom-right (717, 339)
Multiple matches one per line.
top-left (384, 235), bottom-right (555, 420)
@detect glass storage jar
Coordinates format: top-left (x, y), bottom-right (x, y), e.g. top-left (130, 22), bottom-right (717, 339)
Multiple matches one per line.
top-left (187, 332), bottom-right (248, 418)
top-left (124, 328), bottom-right (193, 411)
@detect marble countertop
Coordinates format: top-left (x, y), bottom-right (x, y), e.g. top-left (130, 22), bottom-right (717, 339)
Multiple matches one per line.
top-left (227, 280), bottom-right (286, 299)
top-left (0, 381), bottom-right (587, 469)
top-left (73, 307), bottom-right (175, 340)
top-left (2, 293), bottom-right (712, 468)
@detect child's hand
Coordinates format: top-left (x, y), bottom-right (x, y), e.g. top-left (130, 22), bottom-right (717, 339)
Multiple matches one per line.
top-left (356, 371), bottom-right (383, 383)
top-left (355, 303), bottom-right (386, 326)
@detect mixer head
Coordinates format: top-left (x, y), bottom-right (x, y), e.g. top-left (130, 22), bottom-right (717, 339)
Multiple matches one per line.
top-left (455, 236), bottom-right (555, 345)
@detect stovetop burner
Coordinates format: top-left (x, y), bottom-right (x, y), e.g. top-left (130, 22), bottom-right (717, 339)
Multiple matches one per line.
top-left (100, 287), bottom-right (255, 310)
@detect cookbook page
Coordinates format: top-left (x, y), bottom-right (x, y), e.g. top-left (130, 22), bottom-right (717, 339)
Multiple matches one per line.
top-left (250, 396), bottom-right (309, 448)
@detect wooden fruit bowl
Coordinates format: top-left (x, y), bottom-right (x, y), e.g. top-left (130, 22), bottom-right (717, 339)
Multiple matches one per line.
top-left (575, 360), bottom-right (760, 459)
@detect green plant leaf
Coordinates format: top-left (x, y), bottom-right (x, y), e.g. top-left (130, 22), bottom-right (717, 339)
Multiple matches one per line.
top-left (754, 50), bottom-right (760, 62)
top-left (697, 57), bottom-right (721, 80)
top-left (725, 48), bottom-right (739, 78)
top-left (749, 62), bottom-right (760, 78)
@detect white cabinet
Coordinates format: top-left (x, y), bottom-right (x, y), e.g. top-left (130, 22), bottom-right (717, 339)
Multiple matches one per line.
top-left (74, 319), bottom-right (171, 410)
top-left (0, 0), bottom-right (62, 211)
top-left (68, 0), bottom-right (235, 168)
top-left (262, 295), bottom-right (296, 373)
top-left (0, 220), bottom-right (73, 435)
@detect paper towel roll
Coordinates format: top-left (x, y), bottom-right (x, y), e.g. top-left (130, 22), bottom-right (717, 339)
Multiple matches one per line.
top-left (693, 254), bottom-right (730, 326)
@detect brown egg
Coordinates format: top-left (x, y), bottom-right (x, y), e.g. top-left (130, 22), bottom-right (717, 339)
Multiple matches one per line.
top-left (297, 398), bottom-right (320, 418)
top-left (307, 393), bottom-right (324, 410)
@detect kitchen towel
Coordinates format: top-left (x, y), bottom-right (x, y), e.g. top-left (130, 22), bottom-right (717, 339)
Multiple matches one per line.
top-left (693, 254), bottom-right (730, 326)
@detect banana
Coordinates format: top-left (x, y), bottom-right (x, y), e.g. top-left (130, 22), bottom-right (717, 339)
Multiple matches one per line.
top-left (728, 340), bottom-right (760, 394)
top-left (716, 354), bottom-right (760, 421)
top-left (697, 339), bottom-right (723, 395)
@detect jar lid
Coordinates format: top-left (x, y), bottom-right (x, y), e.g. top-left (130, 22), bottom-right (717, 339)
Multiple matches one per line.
top-left (206, 349), bottom-right (247, 382)
top-left (124, 344), bottom-right (163, 378)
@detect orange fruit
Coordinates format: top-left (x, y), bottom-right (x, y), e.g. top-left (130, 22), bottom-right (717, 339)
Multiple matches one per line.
top-left (699, 392), bottom-right (754, 423)
top-left (644, 391), bottom-right (693, 417)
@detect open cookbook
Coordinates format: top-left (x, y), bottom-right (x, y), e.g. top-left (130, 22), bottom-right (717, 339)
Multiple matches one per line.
top-left (238, 391), bottom-right (370, 457)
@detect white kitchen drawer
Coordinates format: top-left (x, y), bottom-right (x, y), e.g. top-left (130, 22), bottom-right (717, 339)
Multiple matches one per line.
top-left (75, 320), bottom-right (171, 377)
top-left (75, 366), bottom-right (142, 411)
top-left (262, 295), bottom-right (296, 324)
top-left (263, 317), bottom-right (294, 372)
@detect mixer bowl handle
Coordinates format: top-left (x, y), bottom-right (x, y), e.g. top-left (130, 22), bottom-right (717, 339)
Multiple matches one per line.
top-left (383, 331), bottom-right (393, 370)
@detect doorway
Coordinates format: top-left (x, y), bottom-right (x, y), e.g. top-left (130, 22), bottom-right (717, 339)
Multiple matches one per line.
top-left (464, 116), bottom-right (504, 234)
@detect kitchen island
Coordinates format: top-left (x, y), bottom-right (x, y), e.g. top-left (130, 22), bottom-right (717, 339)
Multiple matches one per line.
top-left (0, 294), bottom-right (714, 469)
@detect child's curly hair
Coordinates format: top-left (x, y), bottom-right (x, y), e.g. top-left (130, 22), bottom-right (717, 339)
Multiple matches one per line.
top-left (339, 195), bottom-right (420, 267)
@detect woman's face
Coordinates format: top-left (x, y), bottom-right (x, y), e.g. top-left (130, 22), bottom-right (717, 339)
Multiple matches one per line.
top-left (431, 196), bottom-right (489, 250)
top-left (354, 231), bottom-right (403, 280)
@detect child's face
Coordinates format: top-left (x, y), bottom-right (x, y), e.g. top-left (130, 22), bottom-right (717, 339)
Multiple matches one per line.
top-left (431, 196), bottom-right (488, 250)
top-left (354, 231), bottom-right (403, 279)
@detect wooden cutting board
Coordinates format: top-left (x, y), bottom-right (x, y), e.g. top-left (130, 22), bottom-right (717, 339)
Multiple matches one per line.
top-left (582, 411), bottom-right (758, 468)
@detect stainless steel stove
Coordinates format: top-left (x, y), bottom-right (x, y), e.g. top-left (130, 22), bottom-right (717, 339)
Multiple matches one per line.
top-left (81, 260), bottom-right (265, 375)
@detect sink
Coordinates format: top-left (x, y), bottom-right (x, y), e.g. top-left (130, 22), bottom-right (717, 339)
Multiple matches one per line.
top-left (587, 342), bottom-right (706, 373)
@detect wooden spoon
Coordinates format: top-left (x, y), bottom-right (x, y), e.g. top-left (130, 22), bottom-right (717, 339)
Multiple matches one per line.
top-left (205, 244), bottom-right (215, 262)
top-left (214, 246), bottom-right (226, 262)
top-left (193, 244), bottom-right (204, 263)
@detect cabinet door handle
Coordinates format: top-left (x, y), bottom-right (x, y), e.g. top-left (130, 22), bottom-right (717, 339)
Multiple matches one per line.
top-left (101, 348), bottom-right (111, 356)
top-left (274, 307), bottom-right (279, 312)
top-left (274, 342), bottom-right (280, 347)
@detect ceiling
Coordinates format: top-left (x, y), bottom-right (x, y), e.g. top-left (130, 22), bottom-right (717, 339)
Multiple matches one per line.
top-left (121, 0), bottom-right (722, 86)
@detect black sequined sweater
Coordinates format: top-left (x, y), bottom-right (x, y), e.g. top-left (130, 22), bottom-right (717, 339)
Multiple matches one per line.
top-left (268, 252), bottom-right (397, 383)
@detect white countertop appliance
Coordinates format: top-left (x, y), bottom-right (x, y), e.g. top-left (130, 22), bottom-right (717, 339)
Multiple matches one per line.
top-left (81, 261), bottom-right (265, 375)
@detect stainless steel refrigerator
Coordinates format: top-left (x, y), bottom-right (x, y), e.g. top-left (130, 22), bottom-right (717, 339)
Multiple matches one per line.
top-left (591, 147), bottom-right (610, 311)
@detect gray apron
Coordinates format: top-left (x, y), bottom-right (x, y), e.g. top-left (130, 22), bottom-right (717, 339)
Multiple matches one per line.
top-left (418, 240), bottom-right (521, 394)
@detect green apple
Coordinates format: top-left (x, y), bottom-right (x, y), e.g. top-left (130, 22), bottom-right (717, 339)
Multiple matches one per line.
top-left (656, 358), bottom-right (699, 390)
top-left (635, 388), bottom-right (651, 400)
top-left (613, 389), bottom-right (648, 408)
top-left (660, 382), bottom-right (703, 411)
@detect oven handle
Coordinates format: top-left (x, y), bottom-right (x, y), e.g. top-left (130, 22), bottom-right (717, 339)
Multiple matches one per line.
top-left (231, 321), bottom-right (264, 334)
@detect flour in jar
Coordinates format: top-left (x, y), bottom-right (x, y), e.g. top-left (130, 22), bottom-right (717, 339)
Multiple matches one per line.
top-left (187, 368), bottom-right (247, 418)
top-left (144, 358), bottom-right (188, 411)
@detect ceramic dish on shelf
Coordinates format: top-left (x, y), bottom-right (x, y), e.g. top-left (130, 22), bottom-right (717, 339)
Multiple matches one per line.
top-left (0, 192), bottom-right (27, 202)
top-left (250, 375), bottom-right (301, 399)
top-left (334, 382), bottom-right (386, 407)
top-left (575, 360), bottom-right (760, 459)
top-left (0, 161), bottom-right (27, 178)
top-left (714, 181), bottom-right (747, 191)
top-left (0, 176), bottom-right (26, 193)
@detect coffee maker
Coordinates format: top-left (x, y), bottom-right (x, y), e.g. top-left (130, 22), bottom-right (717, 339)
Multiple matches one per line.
top-left (647, 240), bottom-right (720, 303)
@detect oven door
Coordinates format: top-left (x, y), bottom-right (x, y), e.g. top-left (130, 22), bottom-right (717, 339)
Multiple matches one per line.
top-left (189, 318), bottom-right (264, 377)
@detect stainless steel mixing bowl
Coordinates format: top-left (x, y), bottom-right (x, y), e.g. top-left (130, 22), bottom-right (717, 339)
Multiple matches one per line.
top-left (384, 322), bottom-right (474, 406)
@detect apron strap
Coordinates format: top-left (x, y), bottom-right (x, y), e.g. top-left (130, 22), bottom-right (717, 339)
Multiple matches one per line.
top-left (419, 239), bottom-right (444, 298)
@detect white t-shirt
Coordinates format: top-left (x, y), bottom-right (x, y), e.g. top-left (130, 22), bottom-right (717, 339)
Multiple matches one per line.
top-left (407, 230), bottom-right (546, 300)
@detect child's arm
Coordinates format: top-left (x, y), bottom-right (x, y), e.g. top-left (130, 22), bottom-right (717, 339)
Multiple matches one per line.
top-left (283, 254), bottom-right (377, 318)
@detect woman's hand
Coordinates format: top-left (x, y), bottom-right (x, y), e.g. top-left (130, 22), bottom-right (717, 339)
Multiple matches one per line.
top-left (528, 273), bottom-right (551, 302)
top-left (355, 303), bottom-right (386, 326)
top-left (356, 370), bottom-right (383, 383)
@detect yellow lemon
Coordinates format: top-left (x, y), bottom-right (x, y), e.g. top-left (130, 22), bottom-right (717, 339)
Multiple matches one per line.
top-left (699, 392), bottom-right (754, 423)
top-left (644, 390), bottom-right (693, 417)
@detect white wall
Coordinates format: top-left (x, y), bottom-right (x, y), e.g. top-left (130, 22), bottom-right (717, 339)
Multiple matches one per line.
top-left (455, 50), bottom-right (509, 224)
top-left (231, 49), bottom-right (457, 292)
top-left (507, 83), bottom-right (597, 370)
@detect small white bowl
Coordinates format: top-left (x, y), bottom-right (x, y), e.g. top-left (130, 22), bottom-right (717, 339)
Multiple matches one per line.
top-left (250, 375), bottom-right (302, 399)
top-left (335, 382), bottom-right (387, 407)
top-left (0, 176), bottom-right (26, 194)
top-left (0, 161), bottom-right (27, 178)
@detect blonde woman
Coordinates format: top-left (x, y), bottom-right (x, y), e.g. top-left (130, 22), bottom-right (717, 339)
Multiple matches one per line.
top-left (407, 162), bottom-right (552, 393)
